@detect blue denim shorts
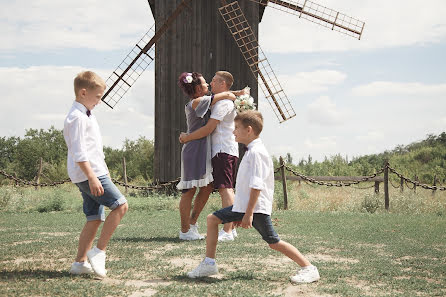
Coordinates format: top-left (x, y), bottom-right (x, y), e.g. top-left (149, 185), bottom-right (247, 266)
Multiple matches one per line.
top-left (213, 206), bottom-right (280, 244)
top-left (76, 175), bottom-right (127, 222)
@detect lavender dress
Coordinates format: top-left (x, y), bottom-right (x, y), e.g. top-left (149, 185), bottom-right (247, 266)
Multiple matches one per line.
top-left (177, 95), bottom-right (213, 190)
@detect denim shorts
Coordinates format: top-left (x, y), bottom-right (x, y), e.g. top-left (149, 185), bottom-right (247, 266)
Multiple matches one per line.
top-left (213, 206), bottom-right (280, 244)
top-left (76, 175), bottom-right (127, 222)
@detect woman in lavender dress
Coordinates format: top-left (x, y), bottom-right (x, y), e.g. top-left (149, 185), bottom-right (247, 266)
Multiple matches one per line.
top-left (177, 72), bottom-right (236, 240)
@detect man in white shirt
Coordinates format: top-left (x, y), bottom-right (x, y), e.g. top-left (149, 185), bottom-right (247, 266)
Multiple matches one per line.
top-left (187, 110), bottom-right (320, 284)
top-left (179, 71), bottom-right (241, 241)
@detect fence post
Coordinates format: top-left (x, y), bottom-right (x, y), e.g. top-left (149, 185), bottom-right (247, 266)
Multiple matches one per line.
top-left (414, 175), bottom-right (418, 193)
top-left (279, 156), bottom-right (288, 210)
top-left (35, 157), bottom-right (43, 190)
top-left (122, 157), bottom-right (128, 193)
top-left (384, 162), bottom-right (389, 210)
top-left (400, 177), bottom-right (404, 192)
top-left (374, 181), bottom-right (380, 194)
top-left (433, 175), bottom-right (437, 196)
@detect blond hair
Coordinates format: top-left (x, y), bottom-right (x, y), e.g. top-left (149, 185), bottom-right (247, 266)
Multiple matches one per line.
top-left (234, 110), bottom-right (263, 136)
top-left (74, 71), bottom-right (106, 98)
top-left (215, 71), bottom-right (234, 89)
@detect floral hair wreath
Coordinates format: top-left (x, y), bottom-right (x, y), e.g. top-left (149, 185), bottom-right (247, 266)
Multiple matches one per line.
top-left (183, 73), bottom-right (193, 84)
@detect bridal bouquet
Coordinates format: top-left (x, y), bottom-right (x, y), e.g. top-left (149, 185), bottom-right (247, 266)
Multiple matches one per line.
top-left (234, 86), bottom-right (256, 113)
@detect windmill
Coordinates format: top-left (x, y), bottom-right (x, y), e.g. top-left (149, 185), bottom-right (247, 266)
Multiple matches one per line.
top-left (101, 0), bottom-right (364, 182)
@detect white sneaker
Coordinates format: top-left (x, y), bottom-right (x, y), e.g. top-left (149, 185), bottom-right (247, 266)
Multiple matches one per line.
top-left (290, 265), bottom-right (320, 283)
top-left (70, 261), bottom-right (93, 275)
top-left (189, 224), bottom-right (205, 240)
top-left (187, 260), bottom-right (218, 278)
top-left (87, 247), bottom-right (107, 278)
top-left (218, 229), bottom-right (234, 242)
top-left (232, 228), bottom-right (238, 238)
top-left (179, 228), bottom-right (204, 241)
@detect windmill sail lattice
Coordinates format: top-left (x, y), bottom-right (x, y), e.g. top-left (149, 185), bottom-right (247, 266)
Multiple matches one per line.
top-left (102, 0), bottom-right (191, 108)
top-left (102, 25), bottom-right (156, 108)
top-left (219, 1), bottom-right (296, 123)
top-left (248, 0), bottom-right (365, 39)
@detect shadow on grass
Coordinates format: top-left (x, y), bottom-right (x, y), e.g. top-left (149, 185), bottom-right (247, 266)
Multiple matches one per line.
top-left (113, 236), bottom-right (182, 243)
top-left (171, 271), bottom-right (259, 284)
top-left (0, 269), bottom-right (72, 280)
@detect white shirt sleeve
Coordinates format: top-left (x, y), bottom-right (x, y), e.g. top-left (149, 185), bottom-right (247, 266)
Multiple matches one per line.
top-left (210, 100), bottom-right (233, 121)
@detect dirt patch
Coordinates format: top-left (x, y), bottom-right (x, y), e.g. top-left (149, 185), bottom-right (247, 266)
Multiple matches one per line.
top-left (168, 256), bottom-right (202, 269)
top-left (305, 253), bottom-right (359, 264)
top-left (12, 239), bottom-right (43, 246)
top-left (274, 283), bottom-right (332, 297)
top-left (128, 288), bottom-right (157, 297)
top-left (39, 232), bottom-right (71, 237)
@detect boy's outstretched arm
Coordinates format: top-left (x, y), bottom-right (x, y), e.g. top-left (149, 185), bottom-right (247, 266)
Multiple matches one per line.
top-left (179, 118), bottom-right (219, 143)
top-left (240, 188), bottom-right (261, 229)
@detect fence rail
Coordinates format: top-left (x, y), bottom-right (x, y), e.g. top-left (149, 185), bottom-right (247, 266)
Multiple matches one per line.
top-left (1, 157), bottom-right (444, 211)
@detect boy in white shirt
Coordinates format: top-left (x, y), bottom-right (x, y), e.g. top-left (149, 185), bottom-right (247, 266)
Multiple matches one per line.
top-left (187, 110), bottom-right (320, 284)
top-left (64, 71), bottom-right (128, 278)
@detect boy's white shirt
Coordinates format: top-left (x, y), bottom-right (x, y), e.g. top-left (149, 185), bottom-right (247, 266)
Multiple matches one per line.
top-left (210, 99), bottom-right (239, 158)
top-left (63, 101), bottom-right (109, 183)
top-left (233, 138), bottom-right (274, 215)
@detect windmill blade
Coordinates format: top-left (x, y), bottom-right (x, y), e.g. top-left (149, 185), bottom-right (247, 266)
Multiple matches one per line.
top-left (102, 0), bottom-right (192, 108)
top-left (219, 1), bottom-right (296, 123)
top-left (248, 0), bottom-right (365, 40)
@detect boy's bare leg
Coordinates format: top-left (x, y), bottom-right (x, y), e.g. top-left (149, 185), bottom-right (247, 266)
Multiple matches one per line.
top-left (205, 214), bottom-right (222, 259)
top-left (179, 188), bottom-right (196, 233)
top-left (190, 185), bottom-right (213, 226)
top-left (96, 203), bottom-right (128, 251)
top-left (75, 220), bottom-right (102, 262)
top-left (269, 240), bottom-right (311, 267)
top-left (219, 188), bottom-right (234, 233)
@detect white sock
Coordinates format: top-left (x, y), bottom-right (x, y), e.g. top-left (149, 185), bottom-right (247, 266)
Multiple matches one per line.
top-left (94, 246), bottom-right (105, 254)
top-left (204, 257), bottom-right (215, 265)
top-left (74, 261), bottom-right (84, 265)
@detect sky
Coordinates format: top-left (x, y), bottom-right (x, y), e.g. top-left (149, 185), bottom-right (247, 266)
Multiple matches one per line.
top-left (1, 0), bottom-right (446, 163)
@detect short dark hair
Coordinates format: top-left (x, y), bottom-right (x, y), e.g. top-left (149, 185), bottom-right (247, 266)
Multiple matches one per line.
top-left (234, 110), bottom-right (263, 135)
top-left (178, 72), bottom-right (204, 98)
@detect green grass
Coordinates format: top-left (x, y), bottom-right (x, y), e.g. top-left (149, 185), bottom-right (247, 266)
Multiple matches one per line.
top-left (1, 197), bottom-right (445, 297)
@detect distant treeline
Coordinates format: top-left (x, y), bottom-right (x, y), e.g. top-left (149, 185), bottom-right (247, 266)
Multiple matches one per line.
top-left (274, 132), bottom-right (446, 184)
top-left (1, 127), bottom-right (445, 185)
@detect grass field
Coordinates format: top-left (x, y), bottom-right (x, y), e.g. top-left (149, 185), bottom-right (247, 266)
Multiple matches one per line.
top-left (0, 184), bottom-right (445, 296)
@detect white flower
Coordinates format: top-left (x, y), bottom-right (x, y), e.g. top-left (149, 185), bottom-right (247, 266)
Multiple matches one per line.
top-left (185, 75), bottom-right (193, 83)
top-left (234, 87), bottom-right (256, 113)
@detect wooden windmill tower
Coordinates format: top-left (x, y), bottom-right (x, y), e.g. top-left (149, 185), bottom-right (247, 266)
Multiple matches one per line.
top-left (101, 0), bottom-right (364, 182)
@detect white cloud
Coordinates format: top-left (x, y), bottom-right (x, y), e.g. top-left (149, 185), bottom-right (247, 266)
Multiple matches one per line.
top-left (306, 96), bottom-right (346, 126)
top-left (278, 70), bottom-right (346, 95)
top-left (0, 0), bottom-right (153, 52)
top-left (0, 66), bottom-right (155, 149)
top-left (356, 131), bottom-right (385, 142)
top-left (260, 0), bottom-right (446, 53)
top-left (352, 81), bottom-right (446, 97)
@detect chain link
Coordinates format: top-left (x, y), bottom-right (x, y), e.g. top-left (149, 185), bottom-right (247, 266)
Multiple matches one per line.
top-left (0, 170), bottom-right (70, 187)
top-left (0, 169), bottom-right (180, 191)
top-left (283, 165), bottom-right (385, 187)
top-left (387, 166), bottom-right (446, 191)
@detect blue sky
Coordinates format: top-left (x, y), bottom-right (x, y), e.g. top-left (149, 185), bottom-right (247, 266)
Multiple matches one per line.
top-left (1, 0), bottom-right (446, 162)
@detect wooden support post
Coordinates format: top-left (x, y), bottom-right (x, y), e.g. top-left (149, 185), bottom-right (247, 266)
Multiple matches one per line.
top-left (374, 181), bottom-right (380, 194)
top-left (384, 162), bottom-right (389, 210)
top-left (35, 157), bottom-right (43, 190)
top-left (414, 175), bottom-right (418, 193)
top-left (400, 177), bottom-right (404, 192)
top-left (122, 157), bottom-right (128, 194)
top-left (433, 175), bottom-right (437, 196)
top-left (279, 156), bottom-right (288, 210)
